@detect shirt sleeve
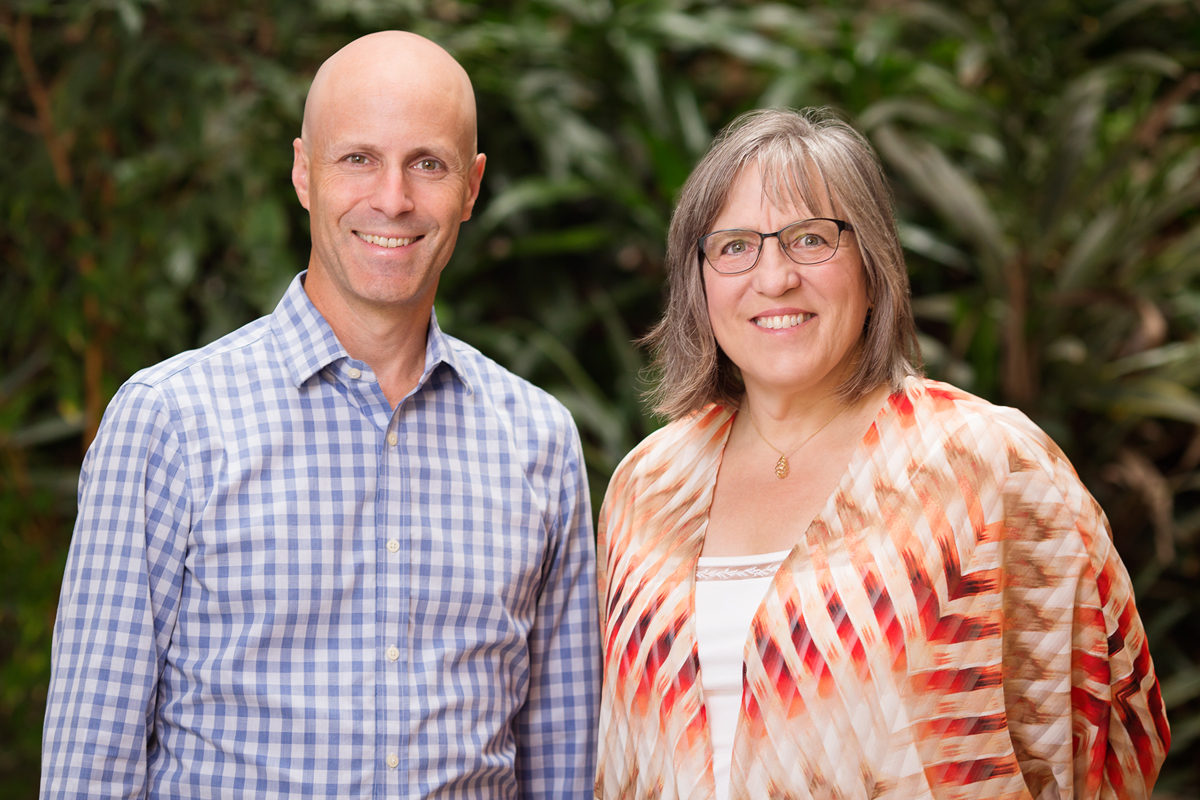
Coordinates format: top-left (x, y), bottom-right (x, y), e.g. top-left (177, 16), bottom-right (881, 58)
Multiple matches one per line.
top-left (1069, 496), bottom-right (1170, 800)
top-left (513, 418), bottom-right (600, 800)
top-left (41, 381), bottom-right (192, 800)
top-left (997, 439), bottom-right (1169, 800)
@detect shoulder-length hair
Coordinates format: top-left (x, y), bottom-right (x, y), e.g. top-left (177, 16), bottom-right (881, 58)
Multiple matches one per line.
top-left (642, 108), bottom-right (921, 420)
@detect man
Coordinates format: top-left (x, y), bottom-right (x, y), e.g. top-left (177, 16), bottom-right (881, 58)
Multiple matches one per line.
top-left (41, 31), bottom-right (598, 799)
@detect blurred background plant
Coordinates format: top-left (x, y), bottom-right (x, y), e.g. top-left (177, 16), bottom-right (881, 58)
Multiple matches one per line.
top-left (2, 0), bottom-right (1198, 795)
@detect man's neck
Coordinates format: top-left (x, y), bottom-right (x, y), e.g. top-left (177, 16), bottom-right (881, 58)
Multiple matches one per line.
top-left (304, 277), bottom-right (433, 407)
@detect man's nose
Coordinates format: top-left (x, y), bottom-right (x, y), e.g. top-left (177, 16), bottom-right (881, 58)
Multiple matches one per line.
top-left (371, 166), bottom-right (415, 218)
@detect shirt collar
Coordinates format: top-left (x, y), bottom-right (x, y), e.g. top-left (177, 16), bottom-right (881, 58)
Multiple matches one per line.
top-left (423, 306), bottom-right (475, 396)
top-left (270, 271), bottom-right (473, 395)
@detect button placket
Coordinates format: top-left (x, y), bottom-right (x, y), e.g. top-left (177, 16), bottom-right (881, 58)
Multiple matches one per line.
top-left (380, 409), bottom-right (407, 789)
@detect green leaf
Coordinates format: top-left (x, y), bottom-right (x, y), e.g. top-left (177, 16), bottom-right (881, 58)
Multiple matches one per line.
top-left (1160, 664), bottom-right (1200, 709)
top-left (1056, 208), bottom-right (1121, 291)
top-left (1086, 378), bottom-right (1200, 425)
top-left (872, 124), bottom-right (1009, 291)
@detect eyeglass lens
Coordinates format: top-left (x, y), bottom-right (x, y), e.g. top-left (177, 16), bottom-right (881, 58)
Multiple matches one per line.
top-left (702, 219), bottom-right (844, 273)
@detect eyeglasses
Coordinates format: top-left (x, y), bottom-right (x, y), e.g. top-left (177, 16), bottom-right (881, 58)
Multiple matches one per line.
top-left (698, 218), bottom-right (854, 275)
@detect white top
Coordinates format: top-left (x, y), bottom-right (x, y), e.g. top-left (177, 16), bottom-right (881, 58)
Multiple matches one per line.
top-left (694, 550), bottom-right (791, 800)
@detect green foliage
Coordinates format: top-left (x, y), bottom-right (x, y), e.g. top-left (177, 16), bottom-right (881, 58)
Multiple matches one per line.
top-left (2, 0), bottom-right (1199, 795)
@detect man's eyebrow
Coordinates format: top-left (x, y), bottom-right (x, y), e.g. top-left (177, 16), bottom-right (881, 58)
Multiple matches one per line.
top-left (324, 141), bottom-right (380, 153)
top-left (326, 140), bottom-right (461, 157)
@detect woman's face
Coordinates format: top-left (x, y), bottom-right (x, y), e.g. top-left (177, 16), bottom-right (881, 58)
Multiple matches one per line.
top-left (704, 163), bottom-right (871, 402)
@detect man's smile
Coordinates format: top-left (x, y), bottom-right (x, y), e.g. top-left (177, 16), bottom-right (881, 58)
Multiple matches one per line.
top-left (355, 231), bottom-right (420, 248)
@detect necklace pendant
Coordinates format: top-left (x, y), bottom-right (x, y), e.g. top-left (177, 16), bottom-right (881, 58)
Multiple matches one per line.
top-left (774, 453), bottom-right (789, 479)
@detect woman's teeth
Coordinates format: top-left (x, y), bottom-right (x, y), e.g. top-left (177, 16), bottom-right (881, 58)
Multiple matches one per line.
top-left (356, 232), bottom-right (414, 248)
top-left (754, 313), bottom-right (812, 329)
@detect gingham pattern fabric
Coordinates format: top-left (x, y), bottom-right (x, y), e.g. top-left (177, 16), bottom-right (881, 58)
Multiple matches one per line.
top-left (42, 273), bottom-right (599, 800)
top-left (596, 377), bottom-right (1168, 800)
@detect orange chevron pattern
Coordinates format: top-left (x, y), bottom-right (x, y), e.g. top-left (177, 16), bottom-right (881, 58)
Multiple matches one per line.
top-left (596, 378), bottom-right (1168, 800)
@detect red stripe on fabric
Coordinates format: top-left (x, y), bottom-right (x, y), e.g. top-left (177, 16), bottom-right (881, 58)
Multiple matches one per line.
top-left (865, 572), bottom-right (907, 671)
top-left (947, 570), bottom-right (999, 600)
top-left (907, 567), bottom-right (942, 640)
top-left (890, 392), bottom-right (916, 425)
top-left (926, 757), bottom-right (1018, 785)
top-left (1075, 604), bottom-right (1105, 632)
top-left (862, 421), bottom-right (880, 447)
top-left (1116, 603), bottom-right (1137, 649)
top-left (919, 713), bottom-right (1009, 738)
top-left (936, 532), bottom-right (964, 601)
top-left (1104, 748), bottom-right (1127, 795)
top-left (659, 641), bottom-right (697, 713)
top-left (910, 666), bottom-right (1002, 693)
top-left (925, 386), bottom-right (961, 407)
top-left (1147, 674), bottom-right (1170, 750)
top-left (978, 520), bottom-right (1004, 544)
top-left (1095, 563), bottom-right (1113, 606)
top-left (1074, 652), bottom-right (1110, 685)
top-left (776, 609), bottom-right (837, 701)
top-left (826, 591), bottom-right (866, 669)
top-left (759, 634), bottom-right (807, 717)
top-left (930, 613), bottom-right (1000, 643)
top-left (1113, 665), bottom-right (1157, 777)
top-left (1107, 629), bottom-right (1125, 659)
top-left (789, 615), bottom-right (824, 676)
top-left (1071, 686), bottom-right (1109, 727)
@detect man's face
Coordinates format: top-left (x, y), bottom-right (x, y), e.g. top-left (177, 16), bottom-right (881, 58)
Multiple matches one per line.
top-left (292, 71), bottom-right (485, 317)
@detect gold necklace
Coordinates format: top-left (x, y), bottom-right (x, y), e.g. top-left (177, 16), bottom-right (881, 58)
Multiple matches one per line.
top-left (743, 401), bottom-right (849, 479)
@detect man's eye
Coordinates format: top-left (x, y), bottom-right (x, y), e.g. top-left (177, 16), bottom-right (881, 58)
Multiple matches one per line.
top-left (416, 158), bottom-right (443, 171)
top-left (346, 154), bottom-right (368, 165)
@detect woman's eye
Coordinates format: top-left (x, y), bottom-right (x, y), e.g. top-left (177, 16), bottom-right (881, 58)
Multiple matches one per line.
top-left (792, 233), bottom-right (828, 249)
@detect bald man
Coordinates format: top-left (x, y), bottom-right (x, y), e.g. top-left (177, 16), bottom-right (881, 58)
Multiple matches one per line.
top-left (42, 32), bottom-right (599, 800)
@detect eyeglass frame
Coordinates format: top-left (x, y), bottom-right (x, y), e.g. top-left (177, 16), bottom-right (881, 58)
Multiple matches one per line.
top-left (697, 217), bottom-right (855, 275)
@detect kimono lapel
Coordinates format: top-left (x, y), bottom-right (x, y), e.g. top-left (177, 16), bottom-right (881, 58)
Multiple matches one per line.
top-left (598, 404), bottom-right (734, 800)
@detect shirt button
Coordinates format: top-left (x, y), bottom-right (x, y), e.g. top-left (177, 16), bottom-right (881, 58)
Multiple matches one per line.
top-left (386, 645), bottom-right (400, 662)
top-left (347, 367), bottom-right (362, 379)
top-left (387, 432), bottom-right (398, 446)
top-left (386, 752), bottom-right (399, 769)
top-left (386, 539), bottom-right (400, 554)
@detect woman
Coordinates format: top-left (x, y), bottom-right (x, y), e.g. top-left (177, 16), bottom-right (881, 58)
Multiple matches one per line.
top-left (595, 109), bottom-right (1169, 800)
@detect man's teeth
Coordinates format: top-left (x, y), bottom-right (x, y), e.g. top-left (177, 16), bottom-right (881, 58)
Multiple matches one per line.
top-left (755, 313), bottom-right (812, 329)
top-left (357, 232), bottom-right (414, 248)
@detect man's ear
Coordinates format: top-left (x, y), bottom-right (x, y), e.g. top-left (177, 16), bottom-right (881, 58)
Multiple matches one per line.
top-left (460, 153), bottom-right (487, 222)
top-left (292, 138), bottom-right (311, 210)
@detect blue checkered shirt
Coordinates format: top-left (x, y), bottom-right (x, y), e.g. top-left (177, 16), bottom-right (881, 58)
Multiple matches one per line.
top-left (41, 274), bottom-right (599, 799)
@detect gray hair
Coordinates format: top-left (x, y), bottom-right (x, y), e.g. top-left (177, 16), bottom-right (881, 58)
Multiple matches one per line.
top-left (642, 108), bottom-right (921, 419)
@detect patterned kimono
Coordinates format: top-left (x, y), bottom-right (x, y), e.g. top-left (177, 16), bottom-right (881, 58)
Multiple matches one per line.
top-left (596, 377), bottom-right (1168, 800)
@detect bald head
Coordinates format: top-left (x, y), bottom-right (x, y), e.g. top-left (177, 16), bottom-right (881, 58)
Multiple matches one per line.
top-left (301, 31), bottom-right (477, 161)
top-left (290, 30), bottom-right (487, 347)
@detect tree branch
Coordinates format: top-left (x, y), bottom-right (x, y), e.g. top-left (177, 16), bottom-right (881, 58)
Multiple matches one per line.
top-left (1136, 72), bottom-right (1200, 150)
top-left (0, 9), bottom-right (73, 188)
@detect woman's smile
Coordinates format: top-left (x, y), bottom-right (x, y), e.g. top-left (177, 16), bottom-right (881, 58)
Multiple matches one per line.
top-left (751, 311), bottom-right (814, 330)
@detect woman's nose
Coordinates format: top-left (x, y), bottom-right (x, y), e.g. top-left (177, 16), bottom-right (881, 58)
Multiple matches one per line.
top-left (751, 238), bottom-right (802, 296)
